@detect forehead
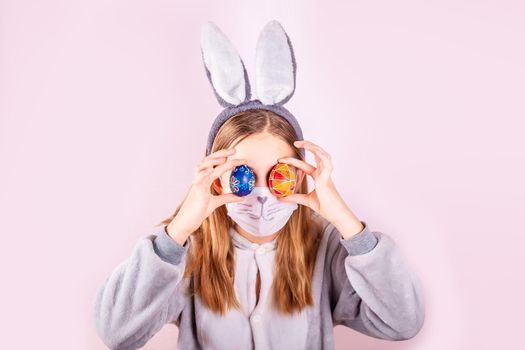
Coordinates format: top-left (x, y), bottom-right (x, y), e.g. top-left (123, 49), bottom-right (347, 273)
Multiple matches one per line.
top-left (230, 133), bottom-right (297, 168)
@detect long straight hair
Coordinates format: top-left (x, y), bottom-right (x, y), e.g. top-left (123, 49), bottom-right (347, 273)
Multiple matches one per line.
top-left (158, 109), bottom-right (323, 316)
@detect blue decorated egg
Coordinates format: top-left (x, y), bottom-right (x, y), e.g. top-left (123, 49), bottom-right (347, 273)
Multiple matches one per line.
top-left (230, 164), bottom-right (256, 196)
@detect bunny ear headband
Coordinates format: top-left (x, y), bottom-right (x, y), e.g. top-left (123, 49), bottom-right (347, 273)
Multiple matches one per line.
top-left (200, 20), bottom-right (305, 159)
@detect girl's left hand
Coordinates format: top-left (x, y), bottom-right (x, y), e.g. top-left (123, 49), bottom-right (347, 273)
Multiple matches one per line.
top-left (277, 140), bottom-right (363, 235)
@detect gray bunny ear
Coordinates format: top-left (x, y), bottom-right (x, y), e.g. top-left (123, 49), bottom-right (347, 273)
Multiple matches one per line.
top-left (200, 21), bottom-right (251, 107)
top-left (255, 20), bottom-right (296, 105)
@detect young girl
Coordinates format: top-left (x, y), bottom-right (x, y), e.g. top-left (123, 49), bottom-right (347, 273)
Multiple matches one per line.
top-left (93, 21), bottom-right (425, 350)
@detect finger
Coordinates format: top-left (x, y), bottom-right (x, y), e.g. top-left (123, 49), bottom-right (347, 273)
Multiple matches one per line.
top-left (278, 193), bottom-right (309, 207)
top-left (192, 167), bottom-right (214, 185)
top-left (294, 140), bottom-right (329, 155)
top-left (213, 192), bottom-right (245, 207)
top-left (205, 147), bottom-right (236, 161)
top-left (294, 140), bottom-right (322, 167)
top-left (294, 140), bottom-right (332, 171)
top-left (195, 156), bottom-right (228, 173)
top-left (277, 157), bottom-right (316, 177)
top-left (295, 140), bottom-right (331, 158)
top-left (208, 158), bottom-right (247, 184)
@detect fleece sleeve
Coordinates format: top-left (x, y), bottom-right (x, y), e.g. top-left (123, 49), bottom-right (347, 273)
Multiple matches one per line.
top-left (327, 221), bottom-right (425, 340)
top-left (92, 224), bottom-right (191, 350)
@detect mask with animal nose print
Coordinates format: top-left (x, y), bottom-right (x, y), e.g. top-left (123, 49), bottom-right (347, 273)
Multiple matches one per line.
top-left (225, 186), bottom-right (299, 237)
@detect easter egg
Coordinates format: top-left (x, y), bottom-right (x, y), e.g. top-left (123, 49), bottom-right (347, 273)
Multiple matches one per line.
top-left (230, 164), bottom-right (256, 196)
top-left (268, 163), bottom-right (297, 198)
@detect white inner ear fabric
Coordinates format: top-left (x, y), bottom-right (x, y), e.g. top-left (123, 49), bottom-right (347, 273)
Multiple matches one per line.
top-left (201, 23), bottom-right (246, 105)
top-left (255, 22), bottom-right (295, 105)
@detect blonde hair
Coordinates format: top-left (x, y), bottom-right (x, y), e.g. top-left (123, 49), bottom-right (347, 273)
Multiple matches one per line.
top-left (158, 109), bottom-right (322, 316)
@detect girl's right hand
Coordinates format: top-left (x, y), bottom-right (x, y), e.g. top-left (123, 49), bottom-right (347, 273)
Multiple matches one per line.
top-left (166, 148), bottom-right (247, 244)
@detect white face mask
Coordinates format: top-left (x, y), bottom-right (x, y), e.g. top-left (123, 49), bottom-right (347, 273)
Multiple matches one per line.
top-left (225, 186), bottom-right (298, 237)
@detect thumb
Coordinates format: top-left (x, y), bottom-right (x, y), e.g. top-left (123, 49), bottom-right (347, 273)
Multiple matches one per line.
top-left (217, 192), bottom-right (245, 207)
top-left (278, 193), bottom-right (308, 207)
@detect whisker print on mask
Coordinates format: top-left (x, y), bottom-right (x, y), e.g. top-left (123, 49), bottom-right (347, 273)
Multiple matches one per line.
top-left (265, 208), bottom-right (281, 215)
top-left (260, 206), bottom-right (278, 221)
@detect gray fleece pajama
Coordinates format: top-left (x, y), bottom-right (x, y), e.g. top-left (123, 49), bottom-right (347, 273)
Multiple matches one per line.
top-left (93, 211), bottom-right (425, 349)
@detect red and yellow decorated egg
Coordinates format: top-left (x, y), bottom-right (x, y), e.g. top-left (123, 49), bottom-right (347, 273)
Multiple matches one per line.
top-left (268, 163), bottom-right (297, 198)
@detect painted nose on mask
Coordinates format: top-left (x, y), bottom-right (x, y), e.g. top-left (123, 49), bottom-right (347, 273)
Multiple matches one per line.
top-left (257, 196), bottom-right (267, 204)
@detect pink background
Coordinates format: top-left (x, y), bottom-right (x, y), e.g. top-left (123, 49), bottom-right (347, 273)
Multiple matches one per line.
top-left (1, 1), bottom-right (523, 349)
